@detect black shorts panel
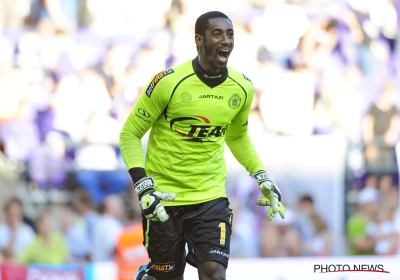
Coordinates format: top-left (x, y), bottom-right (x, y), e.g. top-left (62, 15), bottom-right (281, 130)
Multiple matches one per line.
top-left (143, 197), bottom-right (233, 279)
top-left (142, 211), bottom-right (187, 279)
top-left (184, 198), bottom-right (233, 268)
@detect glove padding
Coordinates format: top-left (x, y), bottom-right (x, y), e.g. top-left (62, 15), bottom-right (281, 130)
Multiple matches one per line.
top-left (134, 176), bottom-right (176, 222)
top-left (251, 171), bottom-right (285, 221)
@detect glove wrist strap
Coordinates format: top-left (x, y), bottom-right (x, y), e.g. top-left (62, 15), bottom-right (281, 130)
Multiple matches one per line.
top-left (134, 176), bottom-right (155, 198)
top-left (250, 170), bottom-right (270, 184)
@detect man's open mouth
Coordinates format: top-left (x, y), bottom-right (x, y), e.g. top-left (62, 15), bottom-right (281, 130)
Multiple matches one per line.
top-left (217, 49), bottom-right (230, 63)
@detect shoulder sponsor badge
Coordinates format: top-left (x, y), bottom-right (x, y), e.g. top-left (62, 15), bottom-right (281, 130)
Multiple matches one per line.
top-left (146, 69), bottom-right (174, 97)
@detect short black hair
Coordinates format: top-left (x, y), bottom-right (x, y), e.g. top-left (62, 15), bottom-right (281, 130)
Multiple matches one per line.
top-left (299, 195), bottom-right (313, 204)
top-left (195, 11), bottom-right (231, 36)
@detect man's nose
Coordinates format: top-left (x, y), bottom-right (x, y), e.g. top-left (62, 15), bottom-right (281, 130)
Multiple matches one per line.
top-left (221, 34), bottom-right (230, 45)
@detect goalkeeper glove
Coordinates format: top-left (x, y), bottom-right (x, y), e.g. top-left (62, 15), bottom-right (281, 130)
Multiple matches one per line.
top-left (251, 170), bottom-right (285, 221)
top-left (133, 176), bottom-right (176, 222)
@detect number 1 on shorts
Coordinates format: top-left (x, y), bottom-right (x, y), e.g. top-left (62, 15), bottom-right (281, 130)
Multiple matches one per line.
top-left (218, 222), bottom-right (226, 245)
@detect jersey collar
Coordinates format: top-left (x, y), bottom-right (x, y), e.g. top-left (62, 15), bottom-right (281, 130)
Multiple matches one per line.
top-left (192, 57), bottom-right (228, 88)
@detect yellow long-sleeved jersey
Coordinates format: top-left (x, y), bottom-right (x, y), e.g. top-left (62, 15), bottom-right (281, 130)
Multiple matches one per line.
top-left (120, 58), bottom-right (264, 206)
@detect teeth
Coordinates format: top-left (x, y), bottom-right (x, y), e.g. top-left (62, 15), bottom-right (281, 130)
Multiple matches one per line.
top-left (221, 50), bottom-right (229, 52)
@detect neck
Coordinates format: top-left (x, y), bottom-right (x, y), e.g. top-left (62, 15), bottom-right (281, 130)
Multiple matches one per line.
top-left (7, 220), bottom-right (20, 229)
top-left (40, 233), bottom-right (50, 242)
top-left (360, 210), bottom-right (372, 220)
top-left (376, 100), bottom-right (392, 110)
top-left (192, 57), bottom-right (228, 88)
top-left (197, 55), bottom-right (225, 76)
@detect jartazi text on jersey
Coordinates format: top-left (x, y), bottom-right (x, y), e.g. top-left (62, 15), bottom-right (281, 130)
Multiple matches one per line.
top-left (199, 94), bottom-right (223, 99)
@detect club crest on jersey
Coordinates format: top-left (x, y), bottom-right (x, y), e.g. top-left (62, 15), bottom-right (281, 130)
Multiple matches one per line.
top-left (146, 69), bottom-right (174, 97)
top-left (180, 92), bottom-right (192, 103)
top-left (228, 94), bottom-right (241, 109)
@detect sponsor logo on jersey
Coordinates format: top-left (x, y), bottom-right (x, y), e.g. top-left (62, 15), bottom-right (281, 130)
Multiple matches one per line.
top-left (209, 250), bottom-right (230, 258)
top-left (180, 92), bottom-right (192, 103)
top-left (145, 69), bottom-right (174, 97)
top-left (170, 116), bottom-right (228, 142)
top-left (199, 94), bottom-right (223, 100)
top-left (228, 94), bottom-right (241, 109)
top-left (135, 108), bottom-right (151, 123)
top-left (138, 108), bottom-right (150, 118)
top-left (203, 73), bottom-right (222, 79)
top-left (151, 262), bottom-right (175, 272)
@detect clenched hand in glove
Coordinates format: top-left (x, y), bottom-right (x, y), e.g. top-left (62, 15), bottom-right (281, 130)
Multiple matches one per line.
top-left (133, 176), bottom-right (176, 222)
top-left (251, 170), bottom-right (285, 221)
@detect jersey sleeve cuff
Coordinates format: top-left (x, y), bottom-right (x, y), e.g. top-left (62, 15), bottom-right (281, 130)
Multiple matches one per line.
top-left (128, 167), bottom-right (147, 184)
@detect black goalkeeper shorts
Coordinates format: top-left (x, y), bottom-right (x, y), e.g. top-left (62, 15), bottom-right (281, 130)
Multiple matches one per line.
top-left (142, 197), bottom-right (233, 279)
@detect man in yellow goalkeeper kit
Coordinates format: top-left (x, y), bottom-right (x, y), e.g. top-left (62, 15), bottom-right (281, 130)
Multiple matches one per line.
top-left (120, 11), bottom-right (285, 280)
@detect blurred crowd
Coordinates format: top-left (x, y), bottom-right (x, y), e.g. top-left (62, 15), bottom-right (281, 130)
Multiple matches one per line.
top-left (0, 191), bottom-right (332, 266)
top-left (1, 0), bottom-right (400, 262)
top-left (0, 190), bottom-right (148, 278)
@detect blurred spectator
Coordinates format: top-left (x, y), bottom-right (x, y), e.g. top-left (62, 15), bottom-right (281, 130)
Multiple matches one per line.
top-left (0, 197), bottom-right (35, 262)
top-left (362, 83), bottom-right (400, 173)
top-left (51, 70), bottom-right (110, 142)
top-left (367, 205), bottom-right (398, 255)
top-left (60, 203), bottom-right (90, 263)
top-left (365, 173), bottom-right (379, 188)
top-left (260, 208), bottom-right (301, 257)
top-left (16, 211), bottom-right (68, 264)
top-left (229, 198), bottom-right (260, 258)
top-left (293, 197), bottom-right (315, 255)
top-left (94, 45), bottom-right (131, 99)
top-left (0, 99), bottom-right (41, 163)
top-left (346, 187), bottom-right (379, 255)
top-left (26, 131), bottom-right (69, 190)
top-left (115, 191), bottom-right (148, 280)
top-left (91, 195), bottom-right (124, 262)
top-left (72, 188), bottom-right (99, 242)
top-left (377, 174), bottom-right (399, 209)
top-left (295, 195), bottom-right (332, 256)
top-left (70, 69), bottom-right (130, 206)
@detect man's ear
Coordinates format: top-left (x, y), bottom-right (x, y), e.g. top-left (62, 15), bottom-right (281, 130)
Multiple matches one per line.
top-left (195, 34), bottom-right (203, 48)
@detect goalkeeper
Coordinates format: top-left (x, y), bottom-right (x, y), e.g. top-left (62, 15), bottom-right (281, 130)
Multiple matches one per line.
top-left (120, 11), bottom-right (285, 280)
